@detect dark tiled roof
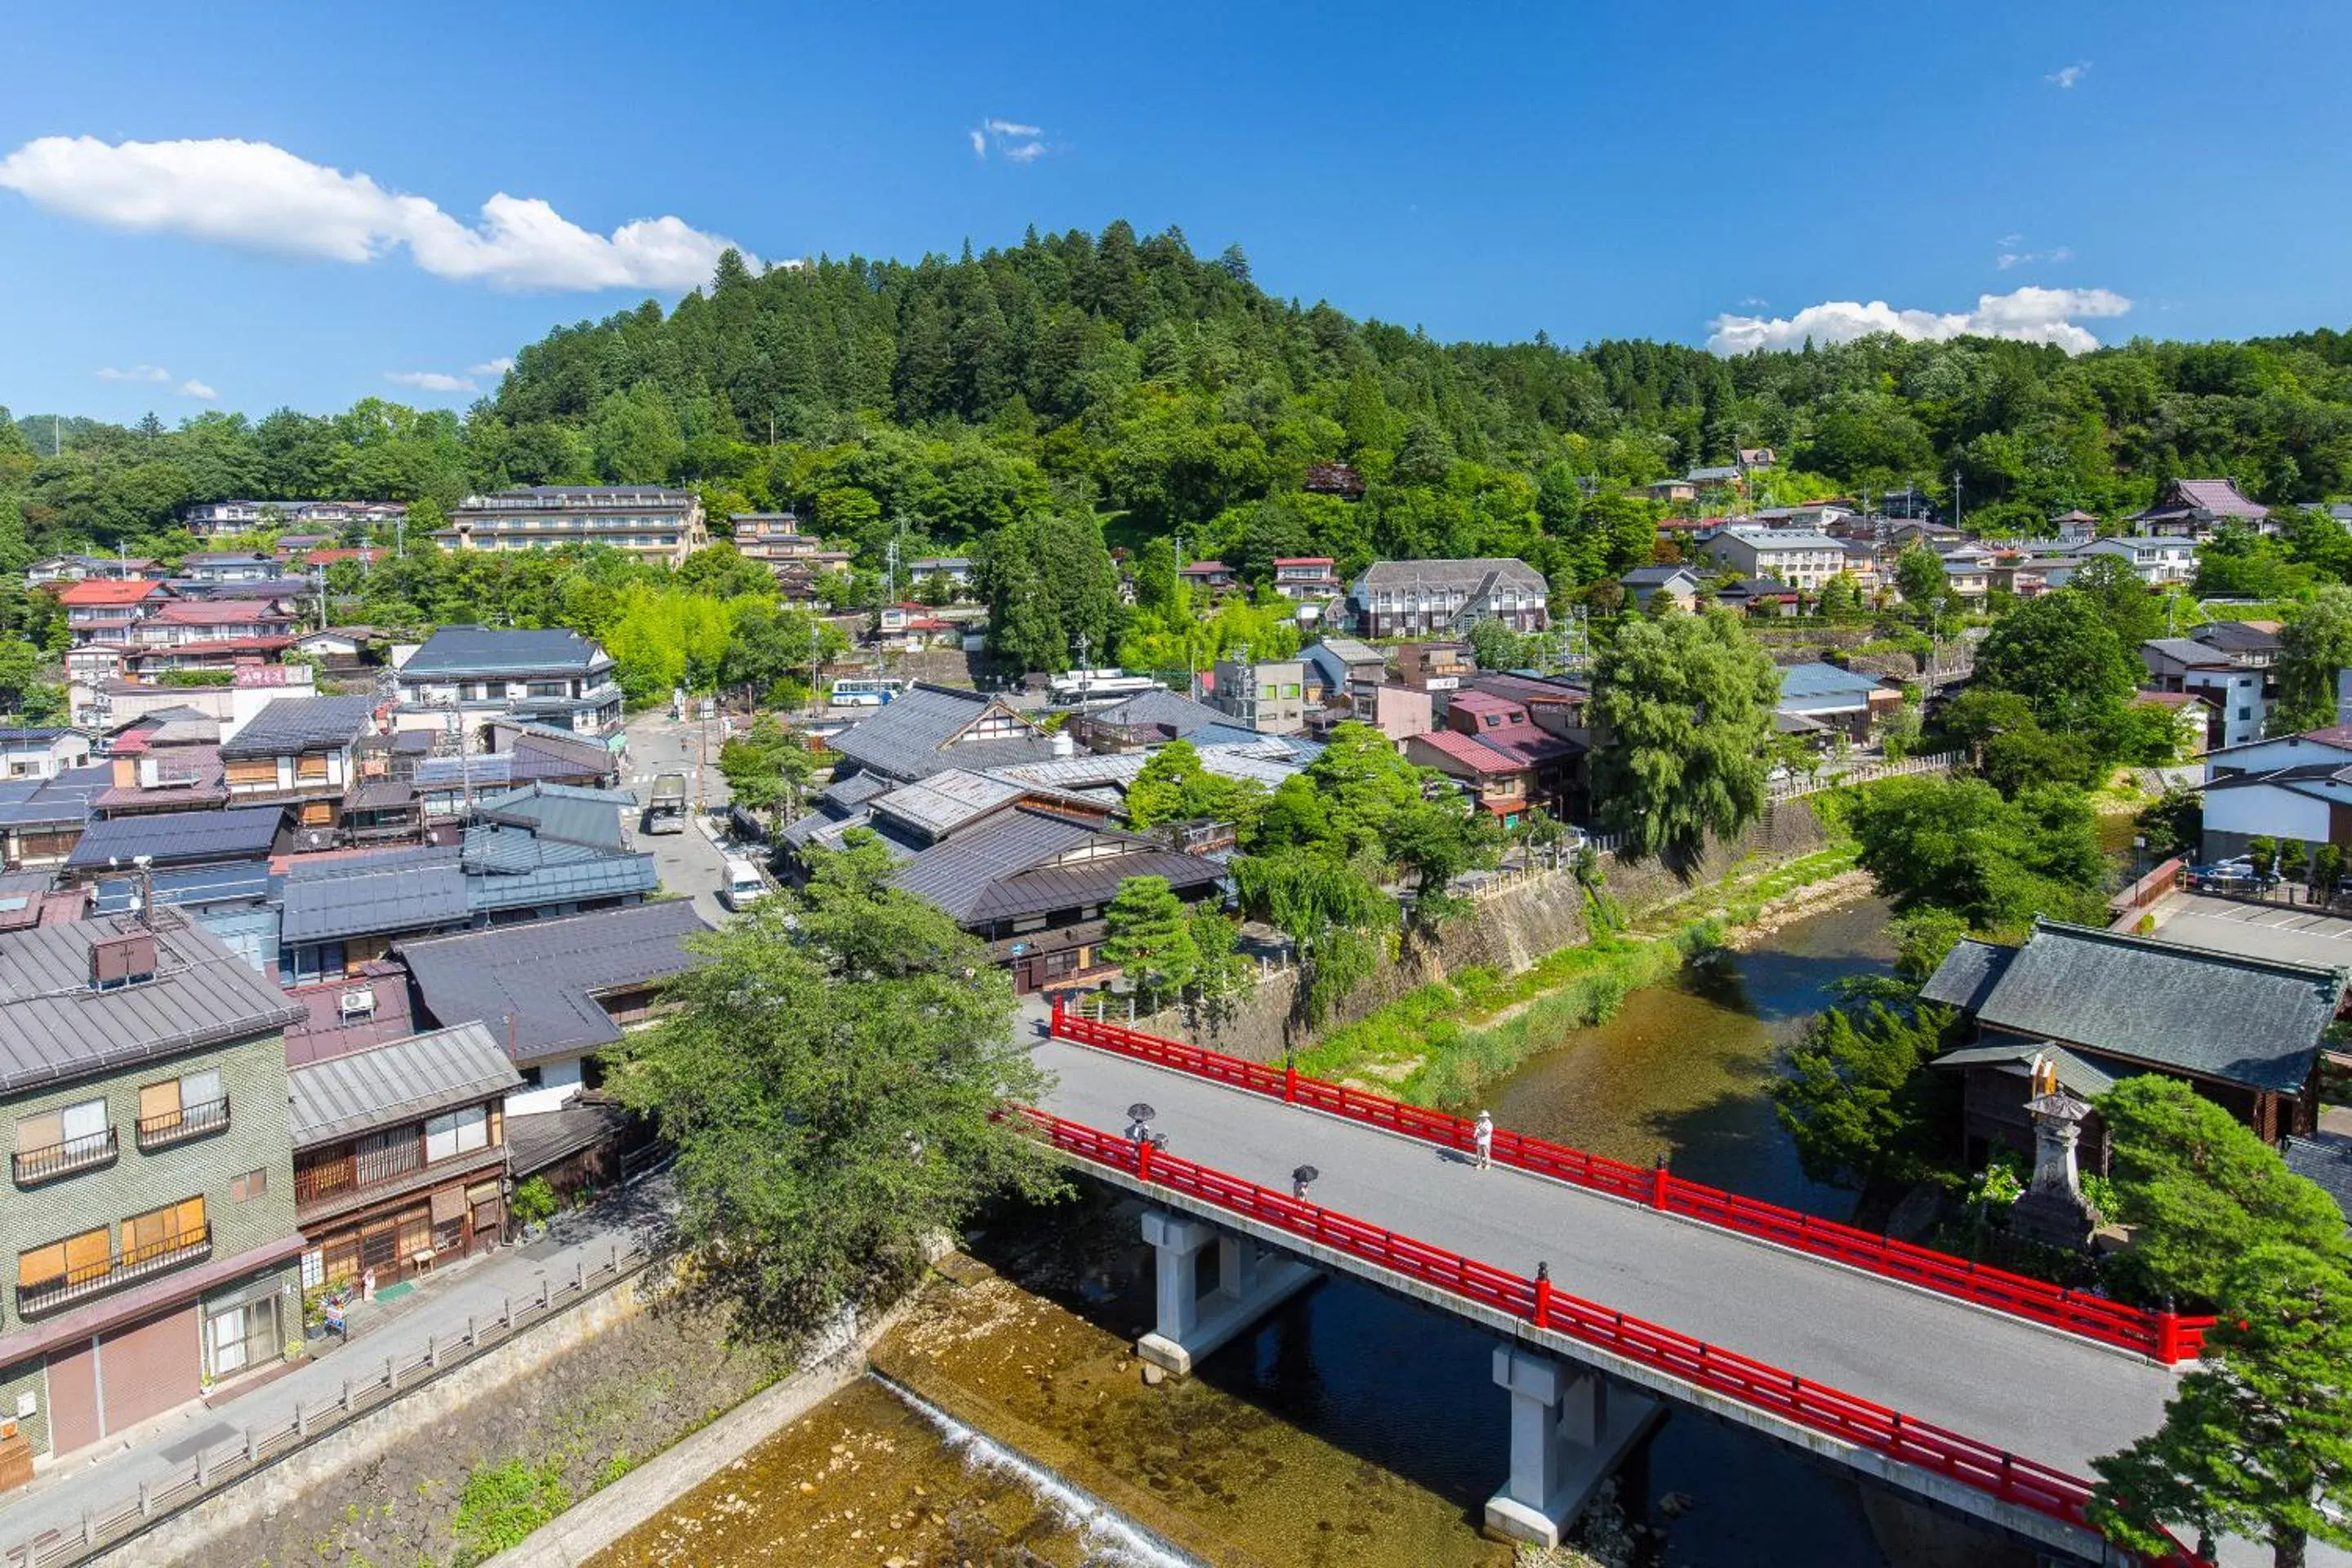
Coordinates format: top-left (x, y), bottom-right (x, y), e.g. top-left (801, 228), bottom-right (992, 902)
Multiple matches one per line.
top-left (969, 849), bottom-right (1224, 924)
top-left (288, 1020), bottom-right (521, 1147)
top-left (65, 804), bottom-right (285, 869)
top-left (1080, 688), bottom-right (1227, 739)
top-left (473, 783), bottom-right (630, 849)
top-left (1958, 920), bottom-right (2342, 1094)
top-left (280, 846), bottom-right (471, 943)
top-left (1355, 558), bottom-right (1547, 592)
top-left (2282, 1133), bottom-right (2352, 1225)
top-left (1919, 939), bottom-right (2015, 1011)
top-left (826, 684), bottom-right (1062, 783)
top-left (402, 626), bottom-right (609, 677)
top-left (0, 911), bottom-right (302, 1094)
top-left (0, 764), bottom-right (109, 829)
top-left (219, 695), bottom-right (379, 760)
top-left (399, 901), bottom-right (712, 1064)
top-left (890, 808), bottom-right (1100, 920)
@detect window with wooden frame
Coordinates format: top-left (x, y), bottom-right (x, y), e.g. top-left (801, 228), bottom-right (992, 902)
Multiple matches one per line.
top-left (299, 800), bottom-right (333, 826)
top-left (122, 1196), bottom-right (205, 1262)
top-left (138, 1067), bottom-right (225, 1143)
top-left (224, 759), bottom-right (278, 786)
top-left (19, 1226), bottom-right (109, 1288)
top-left (296, 752), bottom-right (330, 782)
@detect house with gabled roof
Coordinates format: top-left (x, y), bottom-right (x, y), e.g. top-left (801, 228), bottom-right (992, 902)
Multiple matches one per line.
top-left (2127, 478), bottom-right (2271, 540)
top-left (826, 683), bottom-right (1067, 785)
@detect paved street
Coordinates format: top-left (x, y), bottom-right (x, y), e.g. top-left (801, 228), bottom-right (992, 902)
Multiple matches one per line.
top-left (0, 1187), bottom-right (669, 1557)
top-left (619, 709), bottom-right (736, 925)
top-left (1029, 1034), bottom-right (2178, 1484)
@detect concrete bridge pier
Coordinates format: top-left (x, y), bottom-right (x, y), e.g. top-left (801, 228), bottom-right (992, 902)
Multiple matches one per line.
top-left (1484, 1344), bottom-right (1665, 1548)
top-left (1135, 1209), bottom-right (1319, 1376)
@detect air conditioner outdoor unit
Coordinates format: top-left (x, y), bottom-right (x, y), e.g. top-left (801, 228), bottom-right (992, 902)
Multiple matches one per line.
top-left (338, 987), bottom-right (376, 1019)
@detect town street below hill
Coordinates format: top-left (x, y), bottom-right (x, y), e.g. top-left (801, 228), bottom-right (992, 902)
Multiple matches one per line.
top-left (619, 707), bottom-right (735, 926)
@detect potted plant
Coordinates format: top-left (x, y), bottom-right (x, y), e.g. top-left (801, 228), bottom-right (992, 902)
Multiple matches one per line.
top-left (512, 1176), bottom-right (558, 1241)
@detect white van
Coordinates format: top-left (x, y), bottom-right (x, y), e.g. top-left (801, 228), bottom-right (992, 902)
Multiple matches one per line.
top-left (720, 858), bottom-right (768, 911)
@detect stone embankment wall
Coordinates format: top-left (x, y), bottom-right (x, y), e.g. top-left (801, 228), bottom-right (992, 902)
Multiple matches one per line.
top-left (124, 1273), bottom-right (791, 1568)
top-left (1143, 800), bottom-right (1830, 1063)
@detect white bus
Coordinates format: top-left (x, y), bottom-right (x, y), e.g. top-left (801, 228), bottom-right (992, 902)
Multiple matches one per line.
top-left (829, 677), bottom-right (907, 708)
top-left (1048, 669), bottom-right (1163, 708)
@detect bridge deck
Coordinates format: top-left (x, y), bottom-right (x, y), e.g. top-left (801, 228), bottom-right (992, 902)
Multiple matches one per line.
top-left (1033, 1036), bottom-right (2176, 1484)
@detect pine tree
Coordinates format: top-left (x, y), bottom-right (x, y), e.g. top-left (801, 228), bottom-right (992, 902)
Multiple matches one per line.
top-left (1099, 875), bottom-right (1199, 1003)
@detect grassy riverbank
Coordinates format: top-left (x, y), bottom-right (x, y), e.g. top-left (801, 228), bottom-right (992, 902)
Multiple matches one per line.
top-left (1300, 844), bottom-right (1863, 1109)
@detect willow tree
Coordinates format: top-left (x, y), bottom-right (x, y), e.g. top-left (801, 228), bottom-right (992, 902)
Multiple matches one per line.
top-left (1588, 608), bottom-right (1778, 860)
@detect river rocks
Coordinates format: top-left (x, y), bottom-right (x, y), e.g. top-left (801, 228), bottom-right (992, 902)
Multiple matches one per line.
top-left (1141, 1362), bottom-right (1166, 1386)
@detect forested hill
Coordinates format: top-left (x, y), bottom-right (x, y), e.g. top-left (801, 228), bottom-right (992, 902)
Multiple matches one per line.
top-left (8, 220), bottom-right (2352, 586)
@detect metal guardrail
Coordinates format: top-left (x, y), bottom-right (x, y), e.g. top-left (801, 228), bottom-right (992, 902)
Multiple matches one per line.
top-left (1766, 751), bottom-right (1958, 801)
top-left (11, 1130), bottom-right (118, 1187)
top-left (2, 1241), bottom-right (654, 1568)
top-left (1020, 1109), bottom-right (2204, 1568)
top-left (16, 1231), bottom-right (212, 1321)
top-left (1048, 1007), bottom-right (2210, 1364)
top-left (134, 1097), bottom-right (229, 1151)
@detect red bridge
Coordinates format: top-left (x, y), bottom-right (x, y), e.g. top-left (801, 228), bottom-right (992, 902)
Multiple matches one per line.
top-left (1033, 1006), bottom-right (2207, 1565)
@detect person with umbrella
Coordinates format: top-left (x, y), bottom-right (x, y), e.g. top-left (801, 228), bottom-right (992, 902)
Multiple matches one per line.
top-left (1126, 1102), bottom-right (1156, 1143)
top-left (1292, 1165), bottom-right (1318, 1200)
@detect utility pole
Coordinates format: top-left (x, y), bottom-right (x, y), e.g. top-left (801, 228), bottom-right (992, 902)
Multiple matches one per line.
top-left (1951, 471), bottom-right (1964, 534)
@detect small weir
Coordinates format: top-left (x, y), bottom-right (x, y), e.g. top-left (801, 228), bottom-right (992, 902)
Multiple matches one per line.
top-left (871, 1372), bottom-right (1209, 1568)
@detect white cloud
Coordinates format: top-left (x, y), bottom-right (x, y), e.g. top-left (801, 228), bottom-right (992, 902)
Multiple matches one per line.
top-left (467, 358), bottom-right (514, 376)
top-left (0, 136), bottom-right (752, 292)
top-left (1706, 285), bottom-right (2132, 356)
top-left (385, 370), bottom-right (479, 394)
top-left (2046, 61), bottom-right (2089, 89)
top-left (1996, 244), bottom-right (2073, 270)
top-left (177, 379), bottom-right (218, 400)
top-left (96, 363), bottom-right (172, 383)
top-left (970, 118), bottom-right (1049, 163)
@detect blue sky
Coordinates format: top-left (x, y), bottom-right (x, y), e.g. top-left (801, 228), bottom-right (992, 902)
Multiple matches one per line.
top-left (3, 0), bottom-right (2346, 425)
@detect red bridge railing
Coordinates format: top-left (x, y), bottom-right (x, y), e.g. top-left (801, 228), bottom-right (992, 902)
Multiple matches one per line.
top-left (1020, 1107), bottom-right (2204, 1568)
top-left (1049, 1004), bottom-right (2213, 1364)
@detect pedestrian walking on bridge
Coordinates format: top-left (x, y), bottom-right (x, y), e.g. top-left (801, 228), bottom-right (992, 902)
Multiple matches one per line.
top-left (1473, 1110), bottom-right (1494, 1169)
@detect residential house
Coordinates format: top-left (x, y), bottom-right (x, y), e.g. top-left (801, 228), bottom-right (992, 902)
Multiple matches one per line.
top-left (1392, 641), bottom-right (1473, 694)
top-left (1643, 478), bottom-right (1698, 505)
top-left (1269, 558), bottom-right (1343, 601)
top-left (1686, 465), bottom-right (1744, 491)
top-left (0, 731), bottom-right (91, 781)
top-left (1302, 636), bottom-right (1388, 703)
top-left (729, 514), bottom-right (853, 582)
top-left (1736, 448), bottom-right (1776, 474)
top-left (778, 769), bottom-right (1223, 995)
top-left (1178, 561), bottom-right (1238, 594)
top-left (0, 913), bottom-right (307, 1468)
top-left (2049, 510), bottom-right (2101, 542)
top-left (1777, 662), bottom-right (1903, 742)
top-left (392, 626), bottom-right (623, 738)
top-left (290, 626), bottom-right (384, 670)
top-left (2140, 638), bottom-right (2265, 750)
top-left (54, 580), bottom-right (170, 648)
top-left (87, 712), bottom-right (231, 820)
top-left (73, 664), bottom-right (318, 742)
top-left (181, 500), bottom-right (405, 539)
top-left (63, 808), bottom-right (286, 883)
top-left (1348, 559), bottom-right (1550, 638)
top-left (1713, 577), bottom-right (1801, 617)
top-left (439, 487), bottom-right (709, 568)
top-left (1303, 462), bottom-right (1366, 500)
top-left (0, 767), bottom-right (108, 871)
top-left (1701, 528), bottom-right (1843, 592)
top-left (1408, 690), bottom-right (1579, 822)
top-left (2196, 728), bottom-right (2352, 861)
top-left (1348, 683), bottom-right (1436, 746)
top-left (26, 556), bottom-right (157, 586)
top-left (287, 1022), bottom-right (521, 1291)
top-left (2127, 478), bottom-right (2271, 540)
top-left (178, 553), bottom-right (278, 586)
top-left (1619, 564), bottom-right (1700, 612)
top-left (2191, 621), bottom-right (2283, 687)
top-left (826, 684), bottom-right (1068, 786)
top-left (1209, 654), bottom-right (1307, 736)
top-left (399, 900), bottom-right (708, 1165)
top-left (1987, 555), bottom-right (2051, 599)
top-left (1922, 919), bottom-right (2340, 1146)
top-left (2082, 536), bottom-right (2198, 586)
top-left (875, 603), bottom-right (960, 651)
top-left (1938, 554), bottom-right (1992, 603)
top-left (1067, 689), bottom-right (1230, 752)
top-left (482, 721), bottom-right (623, 789)
top-left (909, 557), bottom-right (973, 595)
top-left (217, 696), bottom-right (380, 838)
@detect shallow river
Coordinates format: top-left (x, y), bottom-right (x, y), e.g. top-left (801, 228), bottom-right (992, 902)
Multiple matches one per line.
top-left (599, 896), bottom-right (1932, 1568)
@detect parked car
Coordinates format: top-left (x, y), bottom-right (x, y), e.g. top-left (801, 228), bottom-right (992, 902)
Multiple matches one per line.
top-left (720, 857), bottom-right (768, 911)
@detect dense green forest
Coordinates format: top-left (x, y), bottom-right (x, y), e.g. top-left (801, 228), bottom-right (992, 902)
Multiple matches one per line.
top-left (7, 220), bottom-right (2352, 670)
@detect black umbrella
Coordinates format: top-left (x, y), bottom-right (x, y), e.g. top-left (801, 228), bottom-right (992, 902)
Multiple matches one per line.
top-left (1292, 1165), bottom-right (1320, 1186)
top-left (1127, 1103), bottom-right (1156, 1124)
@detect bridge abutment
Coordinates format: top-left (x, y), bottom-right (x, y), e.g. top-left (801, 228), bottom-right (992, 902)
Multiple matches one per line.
top-left (1135, 1209), bottom-right (1318, 1376)
top-left (1484, 1344), bottom-right (1664, 1548)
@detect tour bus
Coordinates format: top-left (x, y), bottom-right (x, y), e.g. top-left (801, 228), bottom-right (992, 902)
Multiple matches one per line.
top-left (1046, 668), bottom-right (1163, 708)
top-left (828, 677), bottom-right (907, 708)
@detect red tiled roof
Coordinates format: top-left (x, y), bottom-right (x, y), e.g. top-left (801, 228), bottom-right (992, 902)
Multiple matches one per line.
top-left (1272, 557), bottom-right (1335, 567)
top-left (1178, 561), bottom-right (1233, 574)
top-left (153, 599), bottom-right (292, 626)
top-left (1447, 691), bottom-right (1524, 719)
top-left (1411, 728), bottom-right (1526, 776)
top-left (54, 580), bottom-right (167, 606)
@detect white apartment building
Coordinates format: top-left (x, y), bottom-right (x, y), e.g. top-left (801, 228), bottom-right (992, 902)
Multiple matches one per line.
top-left (2082, 536), bottom-right (2198, 586)
top-left (1702, 528), bottom-right (1844, 590)
top-left (439, 487), bottom-right (710, 568)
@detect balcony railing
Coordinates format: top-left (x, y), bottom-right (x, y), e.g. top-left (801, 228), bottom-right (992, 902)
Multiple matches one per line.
top-left (136, 1095), bottom-right (230, 1151)
top-left (17, 1226), bottom-right (212, 1318)
top-left (12, 1127), bottom-right (119, 1186)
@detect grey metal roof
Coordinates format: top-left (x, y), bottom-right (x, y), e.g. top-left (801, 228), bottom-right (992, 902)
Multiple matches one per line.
top-left (0, 911), bottom-right (304, 1094)
top-left (287, 1020), bottom-right (522, 1147)
top-left (281, 847), bottom-right (471, 943)
top-left (1081, 688), bottom-right (1227, 739)
top-left (969, 849), bottom-right (1225, 924)
top-left (414, 755), bottom-right (515, 791)
top-left (1354, 558), bottom-right (1548, 593)
top-left (473, 783), bottom-right (631, 849)
top-left (2140, 637), bottom-right (2230, 669)
top-left (818, 771), bottom-right (893, 812)
top-left (1931, 1041), bottom-right (2117, 1099)
top-left (826, 684), bottom-right (1062, 782)
top-left (399, 901), bottom-right (712, 1063)
top-left (890, 808), bottom-right (1105, 920)
top-left (459, 824), bottom-right (658, 908)
top-left (2194, 621), bottom-right (2284, 653)
top-left (0, 764), bottom-right (109, 829)
top-left (1919, 939), bottom-right (2015, 1011)
top-left (65, 804), bottom-right (286, 870)
top-left (1779, 662), bottom-right (1889, 710)
top-left (1966, 920), bottom-right (2343, 1094)
top-left (219, 696), bottom-right (378, 760)
top-left (1314, 636), bottom-right (1384, 667)
top-left (400, 626), bottom-right (609, 678)
top-left (92, 864), bottom-right (273, 914)
top-left (869, 769), bottom-right (1031, 838)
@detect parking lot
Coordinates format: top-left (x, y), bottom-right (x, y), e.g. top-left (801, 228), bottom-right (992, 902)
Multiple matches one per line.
top-left (2140, 890), bottom-right (2352, 969)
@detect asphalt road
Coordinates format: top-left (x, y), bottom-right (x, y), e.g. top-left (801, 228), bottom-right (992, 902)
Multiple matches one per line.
top-left (620, 710), bottom-right (735, 926)
top-left (1030, 1036), bottom-right (2178, 1484)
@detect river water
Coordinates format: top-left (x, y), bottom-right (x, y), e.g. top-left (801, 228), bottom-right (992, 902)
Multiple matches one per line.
top-left (598, 896), bottom-right (1931, 1568)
